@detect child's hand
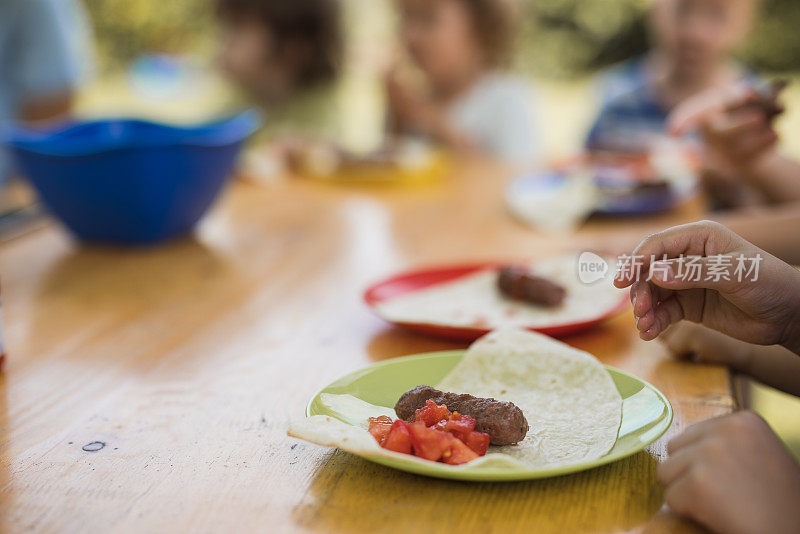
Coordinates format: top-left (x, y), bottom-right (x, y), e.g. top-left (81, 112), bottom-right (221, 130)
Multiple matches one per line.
top-left (385, 69), bottom-right (436, 134)
top-left (659, 411), bottom-right (800, 534)
top-left (614, 221), bottom-right (800, 351)
top-left (660, 323), bottom-right (753, 370)
top-left (669, 84), bottom-right (781, 170)
top-left (385, 69), bottom-right (476, 153)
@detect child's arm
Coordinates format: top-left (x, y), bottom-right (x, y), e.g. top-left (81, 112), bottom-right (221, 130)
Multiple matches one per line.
top-left (575, 203), bottom-right (800, 267)
top-left (658, 411), bottom-right (800, 534)
top-left (716, 203), bottom-right (800, 266)
top-left (385, 71), bottom-right (477, 153)
top-left (669, 84), bottom-right (800, 204)
top-left (662, 323), bottom-right (800, 397)
top-left (614, 220), bottom-right (800, 354)
top-left (740, 152), bottom-right (800, 204)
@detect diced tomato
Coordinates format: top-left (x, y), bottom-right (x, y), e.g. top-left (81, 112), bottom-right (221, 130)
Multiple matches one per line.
top-left (463, 430), bottom-right (490, 456)
top-left (382, 420), bottom-right (413, 454)
top-left (436, 412), bottom-right (477, 441)
top-left (371, 408), bottom-right (488, 465)
top-left (412, 399), bottom-right (452, 427)
top-left (407, 421), bottom-right (452, 461)
top-left (441, 435), bottom-right (480, 465)
top-left (368, 415), bottom-right (393, 445)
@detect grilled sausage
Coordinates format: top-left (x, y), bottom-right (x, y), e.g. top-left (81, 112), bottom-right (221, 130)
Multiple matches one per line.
top-left (394, 385), bottom-right (529, 445)
top-left (497, 266), bottom-right (566, 307)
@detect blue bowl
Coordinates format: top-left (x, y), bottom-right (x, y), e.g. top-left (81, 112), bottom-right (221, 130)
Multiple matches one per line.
top-left (3, 110), bottom-right (259, 244)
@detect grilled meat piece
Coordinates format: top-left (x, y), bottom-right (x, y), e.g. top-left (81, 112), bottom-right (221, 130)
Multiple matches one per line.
top-left (395, 385), bottom-right (529, 445)
top-left (497, 266), bottom-right (566, 307)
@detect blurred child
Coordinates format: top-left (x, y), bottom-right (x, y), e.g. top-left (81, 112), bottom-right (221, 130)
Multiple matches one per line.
top-left (388, 0), bottom-right (541, 166)
top-left (587, 0), bottom-right (759, 154)
top-left (615, 220), bottom-right (800, 533)
top-left (582, 82), bottom-right (800, 264)
top-left (215, 0), bottom-right (343, 140)
top-left (0, 0), bottom-right (91, 188)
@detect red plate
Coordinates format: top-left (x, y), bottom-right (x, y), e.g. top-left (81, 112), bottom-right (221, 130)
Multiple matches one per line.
top-left (364, 262), bottom-right (630, 342)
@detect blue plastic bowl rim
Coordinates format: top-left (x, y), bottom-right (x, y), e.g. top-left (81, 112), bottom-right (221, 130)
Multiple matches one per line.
top-left (1, 109), bottom-right (262, 157)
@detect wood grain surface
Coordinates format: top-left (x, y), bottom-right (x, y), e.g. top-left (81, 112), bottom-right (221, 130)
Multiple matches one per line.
top-left (0, 159), bottom-right (731, 533)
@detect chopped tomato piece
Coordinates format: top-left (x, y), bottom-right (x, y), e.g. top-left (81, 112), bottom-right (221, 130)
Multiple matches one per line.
top-left (407, 421), bottom-right (452, 461)
top-left (441, 435), bottom-right (480, 465)
top-left (412, 399), bottom-right (452, 427)
top-left (436, 412), bottom-right (477, 441)
top-left (369, 405), bottom-right (489, 465)
top-left (382, 420), bottom-right (413, 454)
top-left (463, 430), bottom-right (490, 456)
top-left (368, 415), bottom-right (393, 445)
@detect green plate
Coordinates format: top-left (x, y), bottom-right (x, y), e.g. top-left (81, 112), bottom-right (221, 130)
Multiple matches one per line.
top-left (306, 350), bottom-right (672, 481)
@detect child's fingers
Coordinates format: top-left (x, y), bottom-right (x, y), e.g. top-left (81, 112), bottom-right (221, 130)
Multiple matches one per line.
top-left (705, 110), bottom-right (778, 161)
top-left (613, 267), bottom-right (636, 288)
top-left (669, 99), bottom-right (724, 135)
top-left (668, 431), bottom-right (705, 457)
top-left (662, 464), bottom-right (705, 519)
top-left (724, 90), bottom-right (762, 112)
top-left (631, 282), bottom-right (684, 340)
top-left (640, 307), bottom-right (676, 340)
top-left (658, 441), bottom-right (703, 486)
top-left (636, 309), bottom-right (656, 333)
top-left (641, 282), bottom-right (667, 334)
top-left (650, 257), bottom-right (741, 295)
top-left (640, 326), bottom-right (660, 341)
top-left (614, 252), bottom-right (646, 288)
top-left (706, 108), bottom-right (767, 139)
top-left (615, 254), bottom-right (653, 289)
top-left (631, 280), bottom-right (654, 317)
top-left (667, 416), bottom-right (729, 455)
top-left (630, 281), bottom-right (670, 337)
top-left (621, 223), bottom-right (718, 279)
top-left (615, 221), bottom-right (740, 290)
top-left (668, 84), bottom-right (751, 135)
top-left (652, 297), bottom-right (685, 336)
top-left (732, 130), bottom-right (779, 161)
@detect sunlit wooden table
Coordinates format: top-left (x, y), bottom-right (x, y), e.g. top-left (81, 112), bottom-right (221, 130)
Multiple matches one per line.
top-left (0, 159), bottom-right (731, 532)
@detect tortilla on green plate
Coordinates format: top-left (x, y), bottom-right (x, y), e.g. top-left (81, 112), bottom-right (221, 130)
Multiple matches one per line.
top-left (289, 328), bottom-right (672, 481)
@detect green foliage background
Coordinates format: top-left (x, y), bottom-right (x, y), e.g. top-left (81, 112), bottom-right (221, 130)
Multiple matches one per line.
top-left (84, 0), bottom-right (800, 77)
top-left (83, 0), bottom-right (216, 72)
top-left (518, 0), bottom-right (800, 77)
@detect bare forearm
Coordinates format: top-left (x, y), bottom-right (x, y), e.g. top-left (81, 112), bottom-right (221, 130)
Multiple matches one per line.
top-left (715, 202), bottom-right (800, 265)
top-left (743, 151), bottom-right (800, 204)
top-left (586, 203), bottom-right (800, 266)
top-left (738, 344), bottom-right (800, 397)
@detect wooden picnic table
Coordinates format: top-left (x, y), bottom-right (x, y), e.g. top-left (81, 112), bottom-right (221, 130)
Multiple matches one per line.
top-left (0, 159), bottom-right (730, 532)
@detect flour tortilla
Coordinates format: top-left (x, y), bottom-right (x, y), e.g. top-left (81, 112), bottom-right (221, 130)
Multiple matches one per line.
top-left (437, 328), bottom-right (622, 466)
top-left (288, 328), bottom-right (622, 469)
top-left (374, 256), bottom-right (623, 329)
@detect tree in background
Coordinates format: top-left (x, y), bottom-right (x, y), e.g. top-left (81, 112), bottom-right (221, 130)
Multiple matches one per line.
top-left (518, 0), bottom-right (800, 78)
top-left (83, 0), bottom-right (800, 78)
top-left (83, 0), bottom-right (214, 73)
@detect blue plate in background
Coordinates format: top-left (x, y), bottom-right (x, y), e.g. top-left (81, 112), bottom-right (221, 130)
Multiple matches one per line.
top-left (507, 168), bottom-right (694, 218)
